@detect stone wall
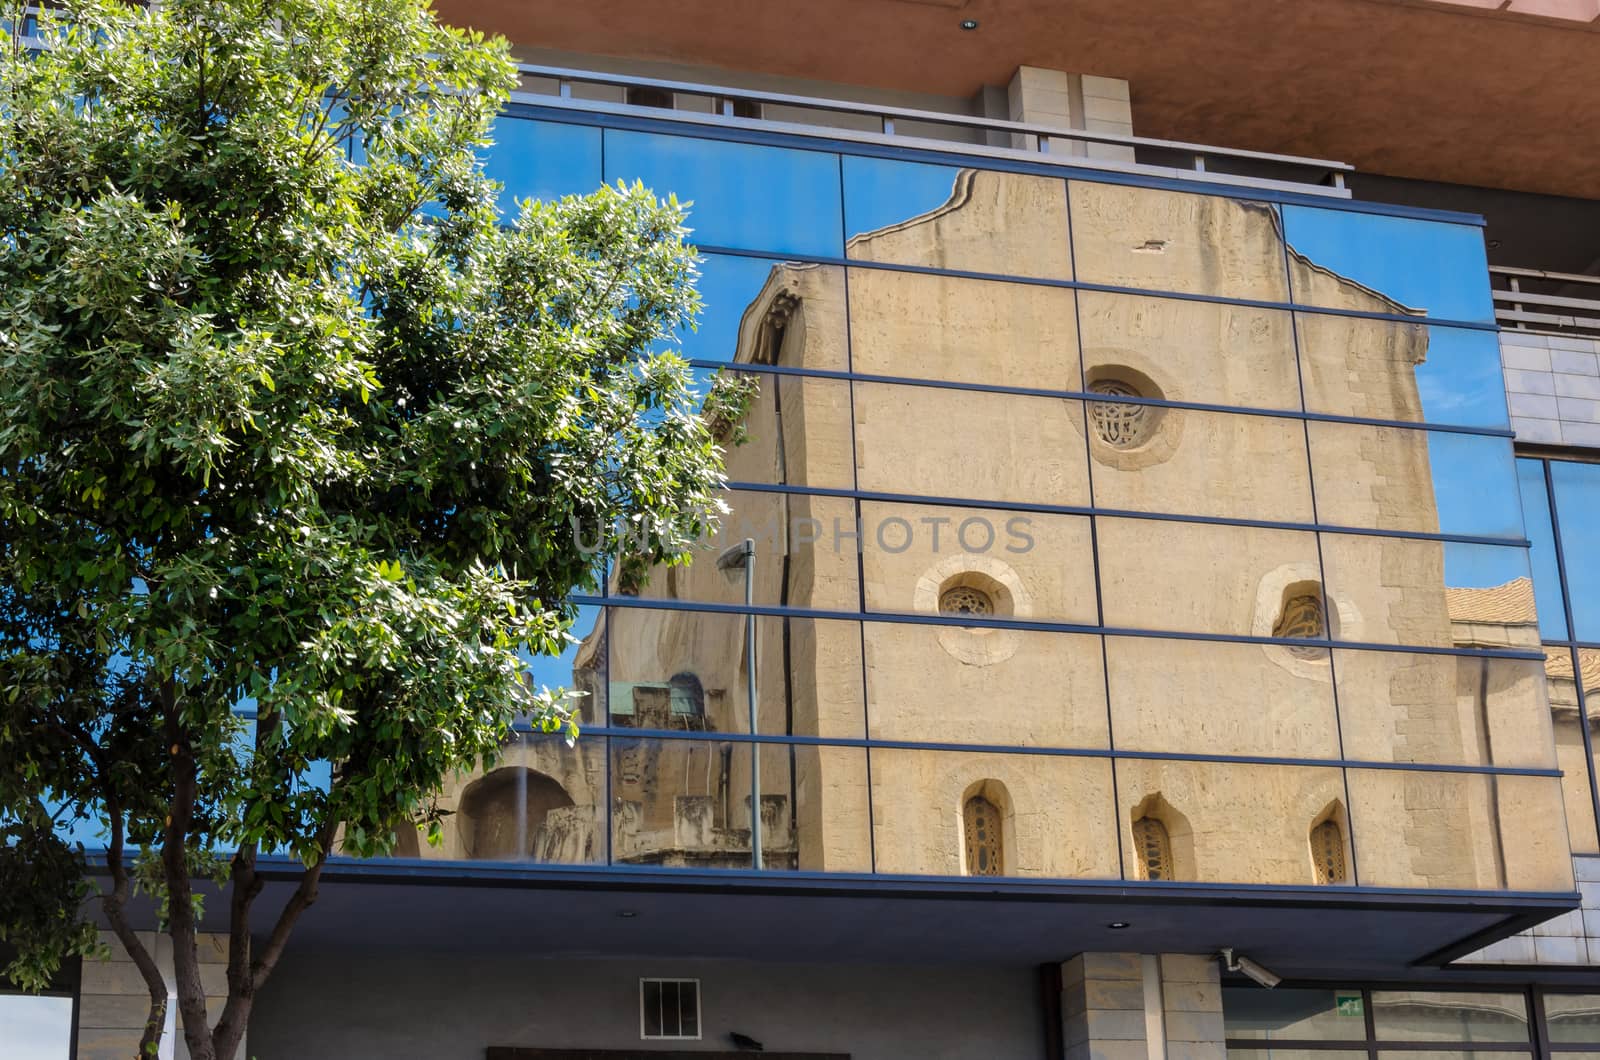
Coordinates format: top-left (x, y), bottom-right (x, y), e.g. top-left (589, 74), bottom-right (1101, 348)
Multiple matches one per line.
top-left (78, 931), bottom-right (239, 1060)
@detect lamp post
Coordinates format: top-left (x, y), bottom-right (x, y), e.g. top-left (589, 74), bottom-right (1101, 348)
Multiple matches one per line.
top-left (716, 538), bottom-right (760, 869)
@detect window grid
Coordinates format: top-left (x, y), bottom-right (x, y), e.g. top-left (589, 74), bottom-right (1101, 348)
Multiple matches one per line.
top-left (640, 978), bottom-right (701, 1041)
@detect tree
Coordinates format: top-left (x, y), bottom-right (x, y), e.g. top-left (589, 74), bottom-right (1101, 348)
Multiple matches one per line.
top-left (0, 2), bottom-right (733, 1057)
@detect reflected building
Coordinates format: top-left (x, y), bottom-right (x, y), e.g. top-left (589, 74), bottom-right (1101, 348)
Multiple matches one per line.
top-left (407, 173), bottom-right (1564, 894)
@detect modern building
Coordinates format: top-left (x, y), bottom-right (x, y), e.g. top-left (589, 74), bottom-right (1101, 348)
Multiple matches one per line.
top-left (11, 1), bottom-right (1600, 1057)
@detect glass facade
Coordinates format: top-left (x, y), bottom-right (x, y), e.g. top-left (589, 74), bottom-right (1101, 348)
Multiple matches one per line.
top-left (1225, 989), bottom-right (1600, 1060)
top-left (1514, 456), bottom-right (1600, 855)
top-left (353, 109), bottom-right (1574, 891)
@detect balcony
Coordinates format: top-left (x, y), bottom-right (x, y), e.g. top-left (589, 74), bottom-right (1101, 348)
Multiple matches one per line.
top-left (511, 62), bottom-right (1355, 199)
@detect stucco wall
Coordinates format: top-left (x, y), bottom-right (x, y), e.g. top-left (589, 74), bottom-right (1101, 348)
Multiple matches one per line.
top-left (248, 951), bottom-right (1046, 1060)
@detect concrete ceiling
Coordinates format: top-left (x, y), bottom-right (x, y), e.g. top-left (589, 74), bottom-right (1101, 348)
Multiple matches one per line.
top-left (436, 0), bottom-right (1600, 200)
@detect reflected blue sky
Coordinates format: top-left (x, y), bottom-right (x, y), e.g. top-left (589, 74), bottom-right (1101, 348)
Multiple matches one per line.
top-left (1414, 327), bottom-right (1510, 428)
top-left (483, 118), bottom-right (602, 215)
top-left (519, 603), bottom-right (602, 701)
top-left (843, 155), bottom-right (962, 247)
top-left (603, 130), bottom-right (843, 257)
top-left (1551, 461), bottom-right (1600, 642)
top-left (1444, 542), bottom-right (1534, 592)
top-left (1427, 432), bottom-right (1522, 540)
top-left (1517, 458), bottom-right (1569, 641)
top-left (2, 995), bottom-right (73, 1060)
top-left (1283, 206), bottom-right (1495, 324)
top-left (676, 254), bottom-right (785, 363)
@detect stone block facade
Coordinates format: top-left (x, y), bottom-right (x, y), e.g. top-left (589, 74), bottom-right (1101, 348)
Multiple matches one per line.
top-left (77, 931), bottom-right (241, 1060)
top-left (1462, 856), bottom-right (1600, 965)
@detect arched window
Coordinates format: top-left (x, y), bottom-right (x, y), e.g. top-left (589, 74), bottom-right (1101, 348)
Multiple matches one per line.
top-left (963, 795), bottom-right (1003, 876)
top-left (1274, 587), bottom-right (1328, 660)
top-left (1132, 816), bottom-right (1173, 881)
top-left (668, 672), bottom-right (705, 717)
top-left (1311, 819), bottom-right (1347, 884)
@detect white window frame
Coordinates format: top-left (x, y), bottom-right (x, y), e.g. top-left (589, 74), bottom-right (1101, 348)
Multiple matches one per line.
top-left (639, 977), bottom-right (702, 1041)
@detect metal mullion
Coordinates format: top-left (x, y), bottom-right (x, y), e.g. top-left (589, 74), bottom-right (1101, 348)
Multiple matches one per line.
top-left (1543, 459), bottom-right (1600, 843)
top-left (691, 356), bottom-right (1514, 439)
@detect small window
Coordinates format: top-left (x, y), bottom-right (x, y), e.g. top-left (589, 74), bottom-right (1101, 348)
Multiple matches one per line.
top-left (1088, 379), bottom-right (1150, 448)
top-left (640, 978), bottom-right (701, 1040)
top-left (668, 672), bottom-right (705, 717)
top-left (1311, 819), bottom-right (1347, 884)
top-left (626, 86), bottom-right (675, 110)
top-left (1274, 590), bottom-right (1328, 660)
top-left (1132, 816), bottom-right (1173, 881)
top-left (963, 794), bottom-right (1003, 876)
top-left (717, 96), bottom-right (763, 119)
top-left (940, 585), bottom-right (994, 617)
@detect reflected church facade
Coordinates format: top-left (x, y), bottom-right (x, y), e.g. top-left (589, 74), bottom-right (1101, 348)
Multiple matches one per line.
top-left (400, 170), bottom-right (1568, 894)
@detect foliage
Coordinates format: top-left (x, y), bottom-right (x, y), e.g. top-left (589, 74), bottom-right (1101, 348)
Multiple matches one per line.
top-left (0, 1), bottom-right (723, 1055)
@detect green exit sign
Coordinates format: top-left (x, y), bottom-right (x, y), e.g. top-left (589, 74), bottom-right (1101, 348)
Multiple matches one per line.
top-left (1336, 994), bottom-right (1364, 1018)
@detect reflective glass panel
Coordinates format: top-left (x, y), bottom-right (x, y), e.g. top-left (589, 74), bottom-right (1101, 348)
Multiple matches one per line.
top-left (1549, 461), bottom-right (1600, 642)
top-left (845, 268), bottom-right (1080, 389)
top-left (1089, 405), bottom-right (1313, 523)
top-left (1298, 320), bottom-right (1508, 430)
top-left (1348, 771), bottom-right (1573, 891)
top-left (1098, 518), bottom-right (1321, 638)
top-left (1543, 993), bottom-right (1600, 1043)
top-left (680, 254), bottom-right (849, 370)
top-left (1333, 650), bottom-right (1556, 768)
top-left (1077, 291), bottom-right (1301, 412)
top-left (865, 623), bottom-right (1107, 749)
top-left (1229, 1052), bottom-right (1366, 1060)
top-left (859, 502), bottom-right (1096, 626)
top-left (0, 994), bottom-right (73, 1060)
top-left (1517, 459), bottom-right (1568, 641)
top-left (1544, 647), bottom-right (1600, 854)
top-left (603, 129), bottom-right (843, 257)
top-left (1307, 425), bottom-right (1521, 540)
top-left (698, 374), bottom-right (855, 489)
top-left (1116, 759), bottom-right (1346, 885)
top-left (484, 117), bottom-right (602, 212)
top-left (621, 489), bottom-right (857, 610)
top-left (1369, 990), bottom-right (1529, 1041)
top-left (852, 382), bottom-right (1091, 507)
top-left (843, 157), bottom-right (1073, 280)
top-left (1319, 536), bottom-right (1535, 650)
top-left (604, 608), bottom-right (865, 739)
top-left (1069, 182), bottom-right (1290, 302)
top-left (1223, 986), bottom-right (1368, 1040)
top-left (867, 748), bottom-right (1119, 878)
top-left (403, 732), bottom-right (607, 865)
top-left (1284, 207), bottom-right (1495, 324)
top-left (1105, 636), bottom-right (1339, 759)
top-left (609, 737), bottom-right (869, 872)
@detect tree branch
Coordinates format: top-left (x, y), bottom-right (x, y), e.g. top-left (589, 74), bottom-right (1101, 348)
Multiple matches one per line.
top-left (100, 795), bottom-right (169, 1059)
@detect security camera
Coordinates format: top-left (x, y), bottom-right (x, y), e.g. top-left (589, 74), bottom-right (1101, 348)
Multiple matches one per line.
top-left (1220, 947), bottom-right (1281, 989)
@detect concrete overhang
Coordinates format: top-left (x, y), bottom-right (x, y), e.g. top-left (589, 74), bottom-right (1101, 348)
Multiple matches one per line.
top-left (435, 0), bottom-right (1600, 200)
top-left (100, 861), bottom-right (1582, 982)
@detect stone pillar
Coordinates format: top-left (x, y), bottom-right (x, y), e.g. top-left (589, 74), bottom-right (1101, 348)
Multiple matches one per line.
top-left (1060, 952), bottom-right (1225, 1060)
top-left (1158, 954), bottom-right (1226, 1060)
top-left (1061, 952), bottom-right (1151, 1060)
top-left (77, 930), bottom-right (243, 1060)
top-left (1006, 66), bottom-right (1136, 164)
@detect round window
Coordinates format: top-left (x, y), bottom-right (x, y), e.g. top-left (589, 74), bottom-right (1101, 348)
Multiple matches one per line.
top-left (1088, 378), bottom-right (1151, 448)
top-left (939, 585), bottom-right (994, 617)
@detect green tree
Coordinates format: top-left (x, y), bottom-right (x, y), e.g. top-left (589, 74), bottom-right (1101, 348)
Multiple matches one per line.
top-left (0, 2), bottom-right (730, 1056)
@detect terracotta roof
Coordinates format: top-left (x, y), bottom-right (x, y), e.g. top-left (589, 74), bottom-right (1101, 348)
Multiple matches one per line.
top-left (1445, 577), bottom-right (1537, 625)
top-left (1545, 646), bottom-right (1600, 693)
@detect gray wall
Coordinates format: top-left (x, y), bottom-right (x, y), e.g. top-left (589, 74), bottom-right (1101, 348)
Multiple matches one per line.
top-left (250, 950), bottom-right (1046, 1060)
top-left (1502, 331), bottom-right (1600, 447)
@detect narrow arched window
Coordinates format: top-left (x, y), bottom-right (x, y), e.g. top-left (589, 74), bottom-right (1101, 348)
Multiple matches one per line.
top-left (1311, 819), bottom-right (1347, 884)
top-left (1132, 816), bottom-right (1173, 881)
top-left (963, 795), bottom-right (1002, 876)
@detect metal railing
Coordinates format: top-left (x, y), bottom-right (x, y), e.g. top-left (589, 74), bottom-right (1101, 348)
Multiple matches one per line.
top-left (1492, 267), bottom-right (1600, 338)
top-left (512, 63), bottom-right (1355, 199)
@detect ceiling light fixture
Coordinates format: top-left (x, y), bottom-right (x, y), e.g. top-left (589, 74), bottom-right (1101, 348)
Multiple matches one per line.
top-left (1107, 921), bottom-right (1131, 929)
top-left (960, 19), bottom-right (980, 30)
